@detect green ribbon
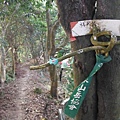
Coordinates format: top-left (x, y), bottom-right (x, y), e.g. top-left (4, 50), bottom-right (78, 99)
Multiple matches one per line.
top-left (64, 54), bottom-right (112, 118)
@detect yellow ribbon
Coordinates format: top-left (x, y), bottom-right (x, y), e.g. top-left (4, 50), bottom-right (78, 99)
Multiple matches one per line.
top-left (91, 31), bottom-right (116, 56)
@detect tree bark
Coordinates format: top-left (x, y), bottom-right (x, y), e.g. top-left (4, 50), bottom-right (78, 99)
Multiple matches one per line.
top-left (11, 47), bottom-right (18, 75)
top-left (57, 0), bottom-right (97, 120)
top-left (57, 1), bottom-right (120, 120)
top-left (49, 65), bottom-right (58, 98)
top-left (0, 47), bottom-right (6, 84)
top-left (0, 51), bottom-right (1, 80)
top-left (96, 1), bottom-right (120, 120)
top-left (46, 9), bottom-right (59, 98)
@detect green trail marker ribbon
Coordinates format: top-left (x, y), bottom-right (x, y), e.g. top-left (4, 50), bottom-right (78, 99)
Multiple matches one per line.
top-left (64, 54), bottom-right (112, 118)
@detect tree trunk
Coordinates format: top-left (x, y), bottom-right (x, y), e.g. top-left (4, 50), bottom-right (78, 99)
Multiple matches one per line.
top-left (0, 48), bottom-right (1, 81)
top-left (0, 47), bottom-right (6, 84)
top-left (57, 0), bottom-right (120, 120)
top-left (49, 65), bottom-right (58, 98)
top-left (46, 9), bottom-right (58, 98)
top-left (96, 1), bottom-right (120, 120)
top-left (57, 0), bottom-right (97, 120)
top-left (11, 47), bottom-right (18, 75)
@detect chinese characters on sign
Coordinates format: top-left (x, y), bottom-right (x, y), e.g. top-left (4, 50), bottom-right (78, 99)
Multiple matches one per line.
top-left (70, 19), bottom-right (120, 37)
top-left (68, 80), bottom-right (88, 110)
top-left (64, 54), bottom-right (111, 118)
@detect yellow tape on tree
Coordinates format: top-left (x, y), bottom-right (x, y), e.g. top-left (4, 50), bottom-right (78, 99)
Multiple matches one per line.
top-left (91, 31), bottom-right (116, 56)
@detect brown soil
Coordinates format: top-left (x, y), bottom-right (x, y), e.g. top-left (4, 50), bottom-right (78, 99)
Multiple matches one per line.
top-left (0, 62), bottom-right (64, 120)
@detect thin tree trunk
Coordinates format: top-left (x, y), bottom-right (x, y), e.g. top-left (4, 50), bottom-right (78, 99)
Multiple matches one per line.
top-left (0, 45), bottom-right (2, 83)
top-left (46, 9), bottom-right (58, 98)
top-left (11, 47), bottom-right (17, 75)
top-left (96, 1), bottom-right (120, 120)
top-left (49, 65), bottom-right (58, 98)
top-left (0, 46), bottom-right (6, 84)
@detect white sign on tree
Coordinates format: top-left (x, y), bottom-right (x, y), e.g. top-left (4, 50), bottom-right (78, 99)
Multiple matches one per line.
top-left (70, 19), bottom-right (120, 37)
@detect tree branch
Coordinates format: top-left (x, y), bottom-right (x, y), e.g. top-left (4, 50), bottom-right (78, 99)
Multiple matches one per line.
top-left (49, 19), bottom-right (59, 56)
top-left (30, 40), bottom-right (120, 70)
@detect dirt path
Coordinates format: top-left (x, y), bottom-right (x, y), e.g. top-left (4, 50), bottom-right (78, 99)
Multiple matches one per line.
top-left (0, 63), bottom-right (61, 120)
top-left (13, 63), bottom-right (34, 120)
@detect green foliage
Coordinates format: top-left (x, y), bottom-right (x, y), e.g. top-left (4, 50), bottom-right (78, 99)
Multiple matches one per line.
top-left (46, 0), bottom-right (52, 9)
top-left (63, 67), bottom-right (74, 97)
top-left (34, 88), bottom-right (42, 94)
top-left (5, 71), bottom-right (15, 83)
top-left (0, 0), bottom-right (67, 96)
top-left (57, 49), bottom-right (65, 58)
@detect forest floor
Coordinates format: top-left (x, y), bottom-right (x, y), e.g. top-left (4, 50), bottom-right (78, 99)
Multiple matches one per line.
top-left (0, 62), bottom-right (66, 120)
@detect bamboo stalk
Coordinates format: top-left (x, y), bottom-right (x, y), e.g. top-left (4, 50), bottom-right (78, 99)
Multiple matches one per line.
top-left (30, 41), bottom-right (120, 70)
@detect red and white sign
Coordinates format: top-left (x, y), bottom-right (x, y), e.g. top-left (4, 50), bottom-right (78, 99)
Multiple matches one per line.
top-left (70, 19), bottom-right (120, 37)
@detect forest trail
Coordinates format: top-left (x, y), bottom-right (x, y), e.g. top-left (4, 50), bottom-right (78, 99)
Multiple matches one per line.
top-left (0, 62), bottom-right (61, 120)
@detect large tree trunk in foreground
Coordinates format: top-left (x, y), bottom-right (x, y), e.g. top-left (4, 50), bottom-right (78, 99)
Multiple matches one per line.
top-left (57, 0), bottom-right (120, 120)
top-left (57, 0), bottom-right (97, 120)
top-left (96, 1), bottom-right (120, 120)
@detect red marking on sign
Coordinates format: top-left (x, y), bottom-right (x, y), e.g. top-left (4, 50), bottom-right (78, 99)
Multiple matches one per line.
top-left (70, 21), bottom-right (78, 41)
top-left (70, 22), bottom-right (78, 29)
top-left (70, 34), bottom-right (76, 42)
